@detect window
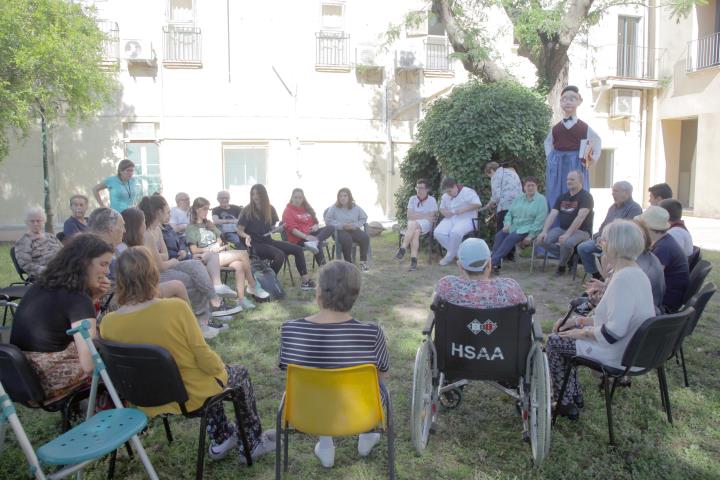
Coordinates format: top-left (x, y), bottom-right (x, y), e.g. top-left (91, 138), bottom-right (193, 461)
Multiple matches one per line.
top-left (125, 142), bottom-right (162, 196)
top-left (169, 0), bottom-right (194, 24)
top-left (591, 150), bottom-right (614, 189)
top-left (321, 3), bottom-right (344, 30)
top-left (223, 145), bottom-right (267, 189)
top-left (427, 12), bottom-right (445, 37)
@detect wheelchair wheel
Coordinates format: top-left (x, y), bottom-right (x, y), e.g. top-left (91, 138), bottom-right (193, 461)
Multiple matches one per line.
top-left (411, 340), bottom-right (434, 454)
top-left (528, 346), bottom-right (552, 466)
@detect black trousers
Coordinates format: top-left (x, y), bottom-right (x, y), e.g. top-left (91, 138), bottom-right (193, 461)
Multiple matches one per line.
top-left (297, 225), bottom-right (335, 263)
top-left (336, 229), bottom-right (370, 262)
top-left (253, 239), bottom-right (307, 276)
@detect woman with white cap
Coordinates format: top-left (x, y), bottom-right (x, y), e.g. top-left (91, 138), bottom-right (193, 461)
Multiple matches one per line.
top-left (433, 238), bottom-right (526, 309)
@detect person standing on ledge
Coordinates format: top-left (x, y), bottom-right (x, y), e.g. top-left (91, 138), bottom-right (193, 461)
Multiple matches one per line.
top-left (544, 85), bottom-right (602, 209)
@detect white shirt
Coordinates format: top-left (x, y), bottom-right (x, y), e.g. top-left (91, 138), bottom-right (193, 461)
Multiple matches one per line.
top-left (490, 167), bottom-right (522, 212)
top-left (170, 207), bottom-right (190, 227)
top-left (667, 227), bottom-right (693, 257)
top-left (407, 195), bottom-right (438, 218)
top-left (440, 186), bottom-right (481, 221)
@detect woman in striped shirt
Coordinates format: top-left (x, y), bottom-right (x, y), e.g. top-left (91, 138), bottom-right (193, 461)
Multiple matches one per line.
top-left (279, 260), bottom-right (389, 468)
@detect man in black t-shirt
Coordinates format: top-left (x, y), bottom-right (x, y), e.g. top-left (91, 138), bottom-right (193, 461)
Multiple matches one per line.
top-left (537, 170), bottom-right (594, 275)
top-left (212, 190), bottom-right (243, 247)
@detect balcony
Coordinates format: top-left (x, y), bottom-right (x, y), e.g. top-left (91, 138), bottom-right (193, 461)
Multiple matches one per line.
top-left (687, 32), bottom-right (720, 72)
top-left (97, 20), bottom-right (119, 64)
top-left (163, 25), bottom-right (202, 67)
top-left (589, 44), bottom-right (665, 89)
top-left (424, 38), bottom-right (453, 75)
top-left (315, 31), bottom-right (351, 72)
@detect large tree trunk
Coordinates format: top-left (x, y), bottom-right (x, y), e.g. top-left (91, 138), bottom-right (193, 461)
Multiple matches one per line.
top-left (432, 0), bottom-right (510, 82)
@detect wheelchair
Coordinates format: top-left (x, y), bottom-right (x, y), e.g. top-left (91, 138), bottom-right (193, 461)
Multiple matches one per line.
top-left (410, 296), bottom-right (552, 466)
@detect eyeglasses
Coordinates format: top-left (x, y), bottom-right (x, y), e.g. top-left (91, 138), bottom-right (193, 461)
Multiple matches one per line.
top-left (415, 186), bottom-right (427, 190)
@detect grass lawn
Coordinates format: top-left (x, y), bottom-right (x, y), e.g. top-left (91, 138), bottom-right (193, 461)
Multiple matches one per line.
top-left (0, 235), bottom-right (718, 480)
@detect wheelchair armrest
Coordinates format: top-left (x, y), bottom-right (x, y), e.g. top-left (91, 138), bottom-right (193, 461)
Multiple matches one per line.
top-left (526, 295), bottom-right (535, 315)
top-left (422, 312), bottom-right (435, 336)
top-left (532, 318), bottom-right (543, 342)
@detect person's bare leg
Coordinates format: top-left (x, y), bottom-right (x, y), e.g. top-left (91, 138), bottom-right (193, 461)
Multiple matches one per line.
top-left (409, 227), bottom-right (422, 258)
top-left (202, 251), bottom-right (222, 286)
top-left (402, 222), bottom-right (419, 250)
top-left (229, 260), bottom-right (246, 300)
top-left (158, 280), bottom-right (189, 303)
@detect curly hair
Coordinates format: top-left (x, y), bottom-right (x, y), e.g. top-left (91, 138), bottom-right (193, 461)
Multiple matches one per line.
top-left (36, 233), bottom-right (113, 293)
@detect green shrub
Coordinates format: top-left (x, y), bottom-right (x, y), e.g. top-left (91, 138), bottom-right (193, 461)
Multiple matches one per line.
top-left (395, 81), bottom-right (550, 235)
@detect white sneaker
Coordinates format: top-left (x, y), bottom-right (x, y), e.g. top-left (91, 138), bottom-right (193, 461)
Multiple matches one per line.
top-left (246, 283), bottom-right (270, 299)
top-left (304, 241), bottom-right (319, 255)
top-left (314, 441), bottom-right (335, 468)
top-left (357, 433), bottom-right (381, 457)
top-left (213, 315), bottom-right (234, 324)
top-left (214, 284), bottom-right (238, 298)
top-left (211, 302), bottom-right (243, 317)
top-left (201, 324), bottom-right (220, 339)
top-left (439, 254), bottom-right (455, 266)
top-left (239, 430), bottom-right (277, 465)
top-left (208, 433), bottom-right (238, 460)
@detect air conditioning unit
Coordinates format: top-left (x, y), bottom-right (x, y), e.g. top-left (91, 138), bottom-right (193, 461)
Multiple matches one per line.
top-left (122, 39), bottom-right (155, 63)
top-left (610, 89), bottom-right (639, 118)
top-left (396, 49), bottom-right (424, 70)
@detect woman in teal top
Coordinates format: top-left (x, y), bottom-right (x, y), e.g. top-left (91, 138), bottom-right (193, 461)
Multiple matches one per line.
top-left (490, 176), bottom-right (548, 272)
top-left (93, 159), bottom-right (141, 212)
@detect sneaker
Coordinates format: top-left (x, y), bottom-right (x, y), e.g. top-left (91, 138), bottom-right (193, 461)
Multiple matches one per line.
top-left (208, 320), bottom-right (230, 331)
top-left (214, 315), bottom-right (235, 324)
top-left (240, 296), bottom-right (256, 309)
top-left (214, 284), bottom-right (238, 298)
top-left (247, 282), bottom-right (270, 299)
top-left (304, 241), bottom-right (320, 255)
top-left (439, 254), bottom-right (454, 266)
top-left (408, 258), bottom-right (417, 271)
top-left (554, 266), bottom-right (567, 277)
top-left (208, 433), bottom-right (238, 460)
top-left (314, 440), bottom-right (335, 468)
top-left (357, 432), bottom-right (381, 457)
top-left (239, 430), bottom-right (277, 465)
top-left (201, 324), bottom-right (220, 340)
top-left (359, 262), bottom-right (369, 272)
top-left (211, 302), bottom-right (243, 317)
top-left (394, 247), bottom-right (406, 261)
top-left (301, 279), bottom-right (316, 291)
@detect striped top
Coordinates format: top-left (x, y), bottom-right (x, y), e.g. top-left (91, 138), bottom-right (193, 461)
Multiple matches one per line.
top-left (279, 318), bottom-right (390, 372)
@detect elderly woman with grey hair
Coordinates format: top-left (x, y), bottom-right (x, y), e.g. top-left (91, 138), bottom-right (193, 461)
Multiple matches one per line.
top-left (547, 219), bottom-right (656, 421)
top-left (278, 260), bottom-right (390, 468)
top-left (14, 207), bottom-right (63, 278)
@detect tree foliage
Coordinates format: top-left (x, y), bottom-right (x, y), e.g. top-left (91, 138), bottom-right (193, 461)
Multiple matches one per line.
top-left (396, 81), bottom-right (550, 224)
top-left (0, 0), bottom-right (117, 159)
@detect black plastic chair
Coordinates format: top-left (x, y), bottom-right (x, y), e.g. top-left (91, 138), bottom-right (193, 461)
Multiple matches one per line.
top-left (0, 343), bottom-right (91, 432)
top-left (95, 339), bottom-right (254, 480)
top-left (680, 260), bottom-right (712, 308)
top-left (687, 246), bottom-right (701, 272)
top-left (554, 308), bottom-right (695, 446)
top-left (397, 219), bottom-right (437, 265)
top-left (672, 283), bottom-right (717, 387)
top-left (10, 246), bottom-right (33, 283)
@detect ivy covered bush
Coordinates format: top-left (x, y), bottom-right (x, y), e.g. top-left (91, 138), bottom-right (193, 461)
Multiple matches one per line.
top-left (395, 81), bottom-right (550, 226)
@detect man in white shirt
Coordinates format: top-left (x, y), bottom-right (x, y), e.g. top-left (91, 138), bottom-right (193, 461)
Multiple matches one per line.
top-left (434, 177), bottom-right (482, 266)
top-left (660, 199), bottom-right (694, 257)
top-left (394, 178), bottom-right (438, 271)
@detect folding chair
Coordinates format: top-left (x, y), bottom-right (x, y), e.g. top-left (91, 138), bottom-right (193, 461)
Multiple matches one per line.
top-left (276, 364), bottom-right (395, 479)
top-left (95, 339), bottom-right (254, 480)
top-left (554, 308), bottom-right (694, 445)
top-left (398, 219), bottom-right (437, 265)
top-left (0, 320), bottom-right (158, 479)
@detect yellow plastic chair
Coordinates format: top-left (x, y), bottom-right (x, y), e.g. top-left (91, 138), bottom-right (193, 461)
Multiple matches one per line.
top-left (275, 364), bottom-right (395, 479)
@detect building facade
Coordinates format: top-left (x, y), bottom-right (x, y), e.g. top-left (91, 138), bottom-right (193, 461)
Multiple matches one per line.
top-left (0, 0), bottom-right (717, 238)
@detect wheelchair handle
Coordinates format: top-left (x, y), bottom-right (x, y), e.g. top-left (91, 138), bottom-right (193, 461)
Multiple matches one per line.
top-left (66, 319), bottom-right (92, 339)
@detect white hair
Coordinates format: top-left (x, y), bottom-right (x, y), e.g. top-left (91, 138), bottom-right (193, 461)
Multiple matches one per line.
top-left (25, 207), bottom-right (46, 223)
top-left (602, 219), bottom-right (645, 262)
top-left (613, 181), bottom-right (633, 193)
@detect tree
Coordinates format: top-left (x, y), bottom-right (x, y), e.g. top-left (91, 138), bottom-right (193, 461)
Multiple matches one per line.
top-left (395, 81), bottom-right (550, 238)
top-left (0, 0), bottom-right (117, 230)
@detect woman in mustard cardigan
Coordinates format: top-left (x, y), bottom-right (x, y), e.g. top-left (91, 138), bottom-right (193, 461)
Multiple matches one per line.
top-left (100, 246), bottom-right (275, 462)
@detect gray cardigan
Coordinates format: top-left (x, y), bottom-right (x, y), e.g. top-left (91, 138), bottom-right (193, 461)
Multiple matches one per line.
top-left (324, 204), bottom-right (368, 230)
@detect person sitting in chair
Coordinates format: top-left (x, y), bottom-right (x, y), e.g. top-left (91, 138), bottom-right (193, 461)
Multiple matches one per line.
top-left (434, 178), bottom-right (482, 267)
top-left (14, 207), bottom-right (63, 279)
top-left (394, 178), bottom-right (438, 271)
top-left (546, 220), bottom-right (656, 421)
top-left (659, 199), bottom-right (693, 257)
top-left (62, 194), bottom-right (89, 240)
top-left (100, 247), bottom-right (276, 464)
top-left (212, 190), bottom-right (244, 248)
top-left (324, 188), bottom-right (371, 271)
top-left (282, 188), bottom-right (335, 266)
top-left (279, 260), bottom-right (390, 468)
top-left (435, 238), bottom-right (526, 310)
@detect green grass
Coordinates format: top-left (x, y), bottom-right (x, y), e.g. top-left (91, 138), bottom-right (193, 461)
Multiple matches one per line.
top-left (1, 239), bottom-right (719, 480)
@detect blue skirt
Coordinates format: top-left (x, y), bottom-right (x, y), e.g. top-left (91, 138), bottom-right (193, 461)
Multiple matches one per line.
top-left (546, 149), bottom-right (590, 208)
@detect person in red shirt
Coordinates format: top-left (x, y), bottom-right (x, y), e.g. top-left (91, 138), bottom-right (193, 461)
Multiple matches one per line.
top-left (282, 188), bottom-right (334, 266)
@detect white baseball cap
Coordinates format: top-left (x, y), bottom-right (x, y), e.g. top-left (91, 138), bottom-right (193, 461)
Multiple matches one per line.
top-left (457, 238), bottom-right (491, 272)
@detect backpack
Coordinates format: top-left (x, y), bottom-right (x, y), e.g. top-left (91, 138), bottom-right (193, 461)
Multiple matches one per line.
top-left (250, 257), bottom-right (285, 301)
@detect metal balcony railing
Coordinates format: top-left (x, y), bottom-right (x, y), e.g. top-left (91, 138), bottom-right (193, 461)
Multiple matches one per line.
top-left (316, 31), bottom-right (350, 67)
top-left (97, 20), bottom-right (119, 61)
top-left (591, 44), bottom-right (664, 80)
top-left (163, 25), bottom-right (202, 64)
top-left (687, 32), bottom-right (720, 72)
top-left (424, 39), bottom-right (452, 71)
